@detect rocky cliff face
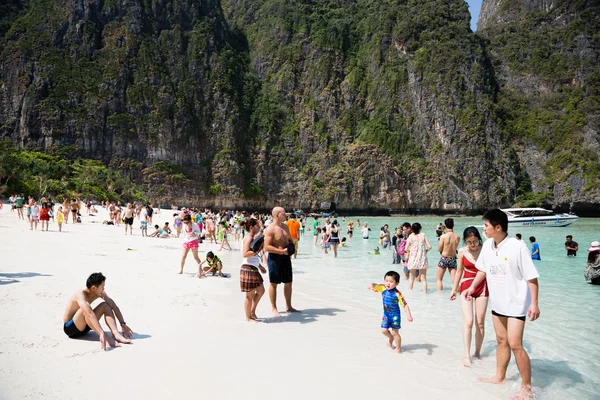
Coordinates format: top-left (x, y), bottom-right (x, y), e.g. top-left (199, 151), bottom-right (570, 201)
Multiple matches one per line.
top-left (1, 0), bottom-right (598, 213)
top-left (478, 0), bottom-right (600, 212)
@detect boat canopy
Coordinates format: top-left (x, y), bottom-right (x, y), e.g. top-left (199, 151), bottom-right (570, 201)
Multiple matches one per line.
top-left (501, 208), bottom-right (554, 218)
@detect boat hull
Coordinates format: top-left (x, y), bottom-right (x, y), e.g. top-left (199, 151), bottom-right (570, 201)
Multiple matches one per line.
top-left (507, 217), bottom-right (578, 227)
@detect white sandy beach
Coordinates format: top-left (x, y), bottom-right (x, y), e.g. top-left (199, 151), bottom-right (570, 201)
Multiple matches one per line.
top-left (1, 208), bottom-right (529, 400)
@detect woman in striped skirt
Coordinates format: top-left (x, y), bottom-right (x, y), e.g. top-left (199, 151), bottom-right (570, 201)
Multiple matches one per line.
top-left (240, 218), bottom-right (267, 321)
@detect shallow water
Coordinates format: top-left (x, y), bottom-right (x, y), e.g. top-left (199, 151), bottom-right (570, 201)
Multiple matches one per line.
top-left (296, 216), bottom-right (600, 399)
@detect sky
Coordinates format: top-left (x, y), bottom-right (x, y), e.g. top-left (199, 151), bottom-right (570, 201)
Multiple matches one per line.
top-left (466, 0), bottom-right (483, 31)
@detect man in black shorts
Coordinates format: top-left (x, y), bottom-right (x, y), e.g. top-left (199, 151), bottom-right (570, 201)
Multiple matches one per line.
top-left (123, 203), bottom-right (135, 235)
top-left (63, 272), bottom-right (133, 350)
top-left (264, 206), bottom-right (299, 316)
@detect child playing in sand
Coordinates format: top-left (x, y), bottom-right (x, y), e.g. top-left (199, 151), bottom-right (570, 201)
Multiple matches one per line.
top-left (198, 251), bottom-right (225, 277)
top-left (373, 246), bottom-right (380, 255)
top-left (368, 271), bottom-right (413, 353)
top-left (149, 225), bottom-right (168, 238)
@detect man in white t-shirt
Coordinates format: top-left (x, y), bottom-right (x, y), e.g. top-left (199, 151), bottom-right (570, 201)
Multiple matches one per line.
top-left (463, 209), bottom-right (540, 400)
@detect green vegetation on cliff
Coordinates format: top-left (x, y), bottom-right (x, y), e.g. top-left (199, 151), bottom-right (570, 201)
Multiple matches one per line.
top-left (0, 141), bottom-right (144, 202)
top-left (480, 0), bottom-right (600, 202)
top-left (0, 0), bottom-right (598, 210)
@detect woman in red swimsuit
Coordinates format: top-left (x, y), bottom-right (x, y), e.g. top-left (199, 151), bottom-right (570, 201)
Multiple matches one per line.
top-left (450, 226), bottom-right (488, 367)
top-left (39, 202), bottom-right (50, 231)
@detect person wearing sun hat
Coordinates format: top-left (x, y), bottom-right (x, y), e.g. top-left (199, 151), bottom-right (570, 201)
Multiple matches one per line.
top-left (584, 241), bottom-right (600, 285)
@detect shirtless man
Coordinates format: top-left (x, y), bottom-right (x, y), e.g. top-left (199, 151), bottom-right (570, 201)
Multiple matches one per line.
top-left (264, 206), bottom-right (299, 316)
top-left (123, 204), bottom-right (135, 235)
top-left (62, 272), bottom-right (133, 350)
top-left (437, 218), bottom-right (460, 291)
top-left (70, 199), bottom-right (79, 223)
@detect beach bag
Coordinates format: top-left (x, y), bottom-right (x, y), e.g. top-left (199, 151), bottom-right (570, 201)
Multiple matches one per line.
top-left (398, 237), bottom-right (407, 256)
top-left (584, 260), bottom-right (600, 281)
top-left (250, 234), bottom-right (264, 253)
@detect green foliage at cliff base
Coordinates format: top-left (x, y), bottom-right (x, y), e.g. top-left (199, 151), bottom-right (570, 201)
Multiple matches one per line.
top-left (0, 140), bottom-right (145, 202)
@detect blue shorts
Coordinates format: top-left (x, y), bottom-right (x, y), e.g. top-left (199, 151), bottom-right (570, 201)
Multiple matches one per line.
top-left (141, 221), bottom-right (147, 229)
top-left (381, 312), bottom-right (401, 329)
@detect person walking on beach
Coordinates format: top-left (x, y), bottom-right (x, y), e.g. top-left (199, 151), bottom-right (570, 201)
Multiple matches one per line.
top-left (368, 271), bottom-right (413, 353)
top-left (437, 218), bottom-right (460, 291)
top-left (57, 206), bottom-right (64, 232)
top-left (62, 272), bottom-right (133, 350)
top-left (206, 217), bottom-right (217, 244)
top-left (180, 215), bottom-right (204, 275)
top-left (217, 220), bottom-right (232, 251)
top-left (286, 214), bottom-right (301, 259)
top-left (463, 209), bottom-right (540, 400)
top-left (123, 204), bottom-right (135, 235)
top-left (15, 194), bottom-right (25, 219)
top-left (70, 199), bottom-right (79, 224)
top-left (264, 206), bottom-right (299, 316)
top-left (328, 220), bottom-right (342, 257)
top-left (39, 202), bottom-right (50, 231)
top-left (240, 218), bottom-right (267, 321)
top-left (450, 226), bottom-right (488, 367)
top-left (29, 199), bottom-right (40, 230)
top-left (321, 224), bottom-right (330, 254)
top-left (405, 222), bottom-right (431, 293)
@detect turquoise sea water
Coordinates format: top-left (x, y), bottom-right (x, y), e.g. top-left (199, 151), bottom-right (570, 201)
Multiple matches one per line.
top-left (297, 216), bottom-right (600, 399)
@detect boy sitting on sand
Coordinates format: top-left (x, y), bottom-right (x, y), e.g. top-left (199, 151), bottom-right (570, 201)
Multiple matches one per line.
top-left (62, 272), bottom-right (133, 350)
top-left (368, 271), bottom-right (413, 353)
top-left (198, 251), bottom-right (225, 277)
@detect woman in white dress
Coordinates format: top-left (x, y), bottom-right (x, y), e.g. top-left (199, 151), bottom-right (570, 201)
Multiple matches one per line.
top-left (405, 222), bottom-right (432, 293)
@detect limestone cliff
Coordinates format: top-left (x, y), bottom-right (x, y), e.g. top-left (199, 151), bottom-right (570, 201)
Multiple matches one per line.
top-left (478, 0), bottom-right (600, 212)
top-left (1, 0), bottom-right (598, 213)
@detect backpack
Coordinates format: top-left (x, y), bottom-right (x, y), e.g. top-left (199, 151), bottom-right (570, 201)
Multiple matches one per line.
top-left (398, 236), bottom-right (407, 255)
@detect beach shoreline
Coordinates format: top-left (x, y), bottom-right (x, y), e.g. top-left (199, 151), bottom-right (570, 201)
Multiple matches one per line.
top-left (1, 207), bottom-right (596, 399)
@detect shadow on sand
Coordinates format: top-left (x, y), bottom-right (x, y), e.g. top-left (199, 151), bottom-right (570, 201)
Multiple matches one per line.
top-left (0, 272), bottom-right (53, 285)
top-left (401, 343), bottom-right (438, 355)
top-left (506, 358), bottom-right (585, 389)
top-left (262, 308), bottom-right (345, 324)
top-left (75, 331), bottom-right (152, 343)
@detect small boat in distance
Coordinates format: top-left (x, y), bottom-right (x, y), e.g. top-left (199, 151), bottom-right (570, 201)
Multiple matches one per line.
top-left (501, 208), bottom-right (579, 227)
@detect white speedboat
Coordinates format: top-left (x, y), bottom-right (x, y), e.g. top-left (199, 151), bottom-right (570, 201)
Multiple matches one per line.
top-left (501, 208), bottom-right (579, 227)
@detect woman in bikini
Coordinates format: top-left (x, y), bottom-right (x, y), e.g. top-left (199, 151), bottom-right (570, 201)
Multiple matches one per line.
top-left (62, 199), bottom-right (70, 224)
top-left (450, 226), bottom-right (488, 367)
top-left (218, 220), bottom-right (232, 251)
top-left (328, 220), bottom-right (341, 258)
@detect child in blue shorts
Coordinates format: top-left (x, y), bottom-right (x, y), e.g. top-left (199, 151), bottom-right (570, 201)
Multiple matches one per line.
top-left (369, 271), bottom-right (413, 353)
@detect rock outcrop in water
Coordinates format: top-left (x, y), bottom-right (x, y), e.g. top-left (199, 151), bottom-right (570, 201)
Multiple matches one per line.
top-left (0, 0), bottom-right (598, 214)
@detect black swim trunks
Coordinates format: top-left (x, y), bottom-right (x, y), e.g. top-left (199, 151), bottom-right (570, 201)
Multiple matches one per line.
top-left (491, 310), bottom-right (526, 322)
top-left (124, 217), bottom-right (134, 225)
top-left (63, 319), bottom-right (91, 338)
top-left (268, 253), bottom-right (293, 284)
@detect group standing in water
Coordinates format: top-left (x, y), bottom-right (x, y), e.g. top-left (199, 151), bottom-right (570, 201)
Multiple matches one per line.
top-left (363, 211), bottom-right (540, 400)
